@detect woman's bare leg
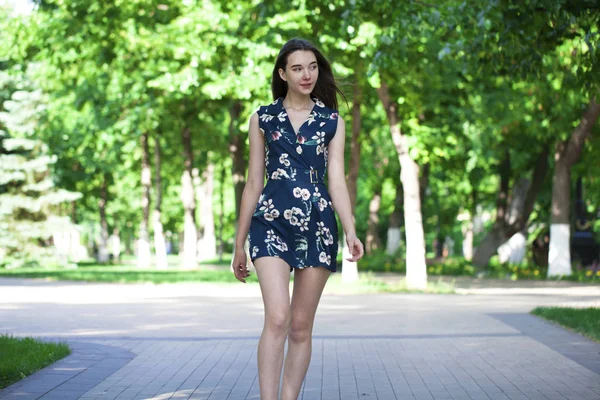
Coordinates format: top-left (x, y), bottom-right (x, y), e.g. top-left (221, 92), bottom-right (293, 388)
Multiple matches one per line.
top-left (280, 266), bottom-right (330, 400)
top-left (254, 257), bottom-right (293, 400)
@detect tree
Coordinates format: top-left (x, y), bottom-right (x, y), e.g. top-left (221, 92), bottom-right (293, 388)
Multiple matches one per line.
top-left (0, 70), bottom-right (81, 267)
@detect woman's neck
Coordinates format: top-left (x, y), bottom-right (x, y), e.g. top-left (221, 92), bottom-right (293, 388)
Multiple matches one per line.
top-left (283, 92), bottom-right (313, 111)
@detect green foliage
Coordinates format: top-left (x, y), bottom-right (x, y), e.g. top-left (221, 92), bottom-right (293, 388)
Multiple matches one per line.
top-left (0, 0), bottom-right (598, 277)
top-left (0, 70), bottom-right (81, 268)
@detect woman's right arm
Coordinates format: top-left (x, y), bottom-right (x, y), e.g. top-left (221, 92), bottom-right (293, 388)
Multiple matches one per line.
top-left (232, 112), bottom-right (265, 281)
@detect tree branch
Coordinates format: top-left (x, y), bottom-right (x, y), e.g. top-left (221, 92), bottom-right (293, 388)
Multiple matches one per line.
top-left (565, 96), bottom-right (600, 167)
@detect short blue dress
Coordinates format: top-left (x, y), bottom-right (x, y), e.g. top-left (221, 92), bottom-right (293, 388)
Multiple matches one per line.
top-left (248, 97), bottom-right (339, 272)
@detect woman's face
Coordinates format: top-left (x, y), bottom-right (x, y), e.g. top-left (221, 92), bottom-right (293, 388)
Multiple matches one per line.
top-left (279, 50), bottom-right (319, 96)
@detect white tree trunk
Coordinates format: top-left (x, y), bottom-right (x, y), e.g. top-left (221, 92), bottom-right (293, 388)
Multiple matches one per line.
top-left (497, 231), bottom-right (527, 264)
top-left (153, 210), bottom-right (168, 270)
top-left (181, 168), bottom-right (197, 270)
top-left (109, 231), bottom-right (121, 261)
top-left (377, 81), bottom-right (427, 290)
top-left (548, 98), bottom-right (600, 276)
top-left (401, 151), bottom-right (427, 290)
top-left (461, 216), bottom-right (474, 261)
top-left (98, 230), bottom-right (109, 262)
top-left (386, 227), bottom-right (401, 255)
top-left (197, 163), bottom-right (217, 261)
top-left (136, 238), bottom-right (151, 268)
top-left (548, 224), bottom-right (571, 276)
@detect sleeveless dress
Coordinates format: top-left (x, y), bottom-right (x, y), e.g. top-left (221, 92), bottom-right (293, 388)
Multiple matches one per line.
top-left (248, 97), bottom-right (339, 272)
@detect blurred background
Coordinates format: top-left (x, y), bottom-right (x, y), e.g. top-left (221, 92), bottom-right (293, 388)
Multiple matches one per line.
top-left (0, 0), bottom-right (598, 283)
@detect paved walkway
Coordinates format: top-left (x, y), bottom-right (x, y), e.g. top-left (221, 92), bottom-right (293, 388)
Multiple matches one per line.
top-left (0, 277), bottom-right (599, 400)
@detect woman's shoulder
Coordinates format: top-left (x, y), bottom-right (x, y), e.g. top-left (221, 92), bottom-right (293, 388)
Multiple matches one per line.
top-left (256, 97), bottom-right (283, 117)
top-left (313, 98), bottom-right (340, 122)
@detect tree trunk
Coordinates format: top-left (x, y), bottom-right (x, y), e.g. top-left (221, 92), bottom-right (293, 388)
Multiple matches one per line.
top-left (229, 101), bottom-right (245, 221)
top-left (366, 186), bottom-right (382, 254)
top-left (137, 132), bottom-right (152, 268)
top-left (498, 178), bottom-right (530, 264)
top-left (181, 125), bottom-right (197, 269)
top-left (549, 152), bottom-right (571, 275)
top-left (548, 97), bottom-right (600, 276)
top-left (462, 189), bottom-right (477, 261)
top-left (153, 133), bottom-right (168, 270)
top-left (197, 162), bottom-right (217, 261)
top-left (217, 163), bottom-right (226, 262)
top-left (386, 184), bottom-right (403, 255)
top-left (462, 217), bottom-right (474, 261)
top-left (473, 147), bottom-right (549, 267)
top-left (472, 149), bottom-right (511, 269)
top-left (419, 162), bottom-right (430, 209)
top-left (342, 84), bottom-right (363, 282)
top-left (347, 83), bottom-right (362, 212)
top-left (97, 174), bottom-right (110, 263)
top-left (377, 81), bottom-right (427, 289)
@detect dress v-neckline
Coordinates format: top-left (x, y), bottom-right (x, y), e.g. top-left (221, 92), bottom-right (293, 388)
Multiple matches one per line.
top-left (282, 98), bottom-right (317, 136)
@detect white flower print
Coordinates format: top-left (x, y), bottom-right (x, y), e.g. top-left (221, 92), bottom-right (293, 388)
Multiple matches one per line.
top-left (283, 209), bottom-right (293, 220)
top-left (315, 99), bottom-right (325, 108)
top-left (271, 170), bottom-right (279, 179)
top-left (264, 213), bottom-right (274, 221)
top-left (260, 113), bottom-right (274, 123)
top-left (272, 239), bottom-right (288, 252)
top-left (300, 189), bottom-right (311, 201)
top-left (319, 252), bottom-right (327, 263)
top-left (312, 131), bottom-right (326, 144)
top-left (293, 187), bottom-right (302, 198)
top-left (276, 168), bottom-right (290, 179)
top-left (291, 207), bottom-right (304, 216)
top-left (316, 143), bottom-right (325, 155)
top-left (279, 153), bottom-right (290, 166)
top-left (277, 111), bottom-right (287, 122)
top-left (306, 112), bottom-right (316, 126)
top-left (299, 219), bottom-right (309, 232)
top-left (270, 209), bottom-right (280, 219)
top-left (313, 187), bottom-right (321, 197)
top-left (296, 145), bottom-right (303, 154)
top-left (259, 199), bottom-right (274, 212)
top-left (251, 246), bottom-right (258, 258)
top-left (318, 197), bottom-right (328, 211)
top-left (264, 229), bottom-right (288, 254)
top-left (290, 216), bottom-right (299, 226)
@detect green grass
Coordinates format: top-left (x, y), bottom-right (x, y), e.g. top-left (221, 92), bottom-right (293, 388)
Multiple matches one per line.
top-left (0, 262), bottom-right (457, 293)
top-left (531, 307), bottom-right (600, 342)
top-left (0, 264), bottom-right (259, 284)
top-left (0, 334), bottom-right (71, 389)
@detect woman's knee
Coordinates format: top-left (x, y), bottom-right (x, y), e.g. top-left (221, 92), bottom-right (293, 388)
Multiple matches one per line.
top-left (288, 315), bottom-right (312, 343)
top-left (264, 307), bottom-right (291, 335)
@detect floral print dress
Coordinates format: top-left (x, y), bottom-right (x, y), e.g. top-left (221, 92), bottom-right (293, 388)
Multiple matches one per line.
top-left (248, 97), bottom-right (339, 272)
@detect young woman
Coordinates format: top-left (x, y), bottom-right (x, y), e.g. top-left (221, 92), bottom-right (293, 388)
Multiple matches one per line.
top-left (232, 38), bottom-right (364, 400)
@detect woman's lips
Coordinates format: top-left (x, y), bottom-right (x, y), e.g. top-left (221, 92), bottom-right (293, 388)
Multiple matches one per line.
top-left (300, 83), bottom-right (312, 87)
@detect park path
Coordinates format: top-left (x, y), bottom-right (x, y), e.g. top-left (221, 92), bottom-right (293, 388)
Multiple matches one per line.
top-left (0, 277), bottom-right (599, 400)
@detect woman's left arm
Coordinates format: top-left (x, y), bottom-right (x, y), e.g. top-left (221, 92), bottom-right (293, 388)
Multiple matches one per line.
top-left (327, 116), bottom-right (364, 262)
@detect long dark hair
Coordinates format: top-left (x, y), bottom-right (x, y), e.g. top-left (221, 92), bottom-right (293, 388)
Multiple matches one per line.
top-left (271, 38), bottom-right (345, 110)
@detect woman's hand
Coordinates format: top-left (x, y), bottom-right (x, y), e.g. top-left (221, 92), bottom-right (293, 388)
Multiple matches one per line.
top-left (345, 234), bottom-right (364, 262)
top-left (232, 248), bottom-right (250, 283)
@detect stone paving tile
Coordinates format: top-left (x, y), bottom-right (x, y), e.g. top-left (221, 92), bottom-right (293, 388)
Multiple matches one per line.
top-left (4, 332), bottom-right (599, 400)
